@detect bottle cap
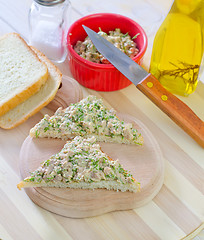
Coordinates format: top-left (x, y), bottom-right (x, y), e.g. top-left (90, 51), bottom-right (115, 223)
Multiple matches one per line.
top-left (34, 0), bottom-right (65, 6)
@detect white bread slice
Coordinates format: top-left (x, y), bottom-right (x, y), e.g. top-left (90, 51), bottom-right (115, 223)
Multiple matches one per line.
top-left (17, 136), bottom-right (140, 193)
top-left (30, 95), bottom-right (143, 145)
top-left (0, 47), bottom-right (62, 129)
top-left (0, 33), bottom-right (48, 116)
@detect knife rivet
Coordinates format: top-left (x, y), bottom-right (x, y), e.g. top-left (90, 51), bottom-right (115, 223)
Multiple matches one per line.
top-left (161, 95), bottom-right (168, 101)
top-left (147, 82), bottom-right (153, 88)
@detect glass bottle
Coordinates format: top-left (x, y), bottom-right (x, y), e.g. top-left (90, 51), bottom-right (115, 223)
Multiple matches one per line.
top-left (29, 0), bottom-right (71, 63)
top-left (150, 0), bottom-right (204, 96)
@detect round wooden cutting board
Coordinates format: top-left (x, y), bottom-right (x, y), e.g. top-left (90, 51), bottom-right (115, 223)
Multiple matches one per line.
top-left (19, 113), bottom-right (164, 218)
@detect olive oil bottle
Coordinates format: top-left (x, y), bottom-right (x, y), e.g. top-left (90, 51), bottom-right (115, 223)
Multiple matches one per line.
top-left (150, 0), bottom-right (204, 96)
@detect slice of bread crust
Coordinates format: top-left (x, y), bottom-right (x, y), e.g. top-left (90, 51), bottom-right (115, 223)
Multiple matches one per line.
top-left (0, 47), bottom-right (62, 129)
top-left (17, 136), bottom-right (140, 193)
top-left (0, 33), bottom-right (48, 116)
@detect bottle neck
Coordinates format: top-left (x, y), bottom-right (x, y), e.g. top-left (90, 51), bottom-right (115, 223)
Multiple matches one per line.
top-left (169, 0), bottom-right (204, 16)
top-left (34, 0), bottom-right (65, 6)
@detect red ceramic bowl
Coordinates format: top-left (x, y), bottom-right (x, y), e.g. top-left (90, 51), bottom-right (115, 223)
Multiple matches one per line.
top-left (67, 13), bottom-right (147, 91)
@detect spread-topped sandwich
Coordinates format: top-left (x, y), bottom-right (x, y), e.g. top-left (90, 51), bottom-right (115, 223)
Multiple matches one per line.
top-left (30, 95), bottom-right (143, 145)
top-left (17, 136), bottom-right (140, 192)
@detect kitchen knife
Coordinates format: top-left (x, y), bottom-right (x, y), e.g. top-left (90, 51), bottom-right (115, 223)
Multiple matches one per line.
top-left (83, 25), bottom-right (204, 148)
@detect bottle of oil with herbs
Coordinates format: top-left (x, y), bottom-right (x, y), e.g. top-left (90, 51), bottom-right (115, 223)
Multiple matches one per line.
top-left (150, 0), bottom-right (204, 96)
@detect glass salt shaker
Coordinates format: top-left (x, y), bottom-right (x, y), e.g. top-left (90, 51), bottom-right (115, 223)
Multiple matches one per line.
top-left (28, 0), bottom-right (71, 63)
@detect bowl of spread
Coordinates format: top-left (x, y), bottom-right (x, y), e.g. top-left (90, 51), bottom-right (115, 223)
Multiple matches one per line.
top-left (67, 13), bottom-right (147, 91)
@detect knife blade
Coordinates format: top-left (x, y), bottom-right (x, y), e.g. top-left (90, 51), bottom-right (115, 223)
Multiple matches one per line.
top-left (83, 25), bottom-right (204, 148)
top-left (83, 25), bottom-right (149, 85)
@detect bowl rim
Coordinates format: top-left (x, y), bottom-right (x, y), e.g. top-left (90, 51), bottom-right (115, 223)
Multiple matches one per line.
top-left (67, 13), bottom-right (148, 69)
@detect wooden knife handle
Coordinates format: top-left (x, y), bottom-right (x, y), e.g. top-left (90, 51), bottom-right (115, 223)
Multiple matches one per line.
top-left (137, 74), bottom-right (204, 148)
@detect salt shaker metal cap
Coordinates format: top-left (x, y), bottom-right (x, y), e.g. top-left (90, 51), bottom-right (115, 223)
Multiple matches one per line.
top-left (34, 0), bottom-right (66, 6)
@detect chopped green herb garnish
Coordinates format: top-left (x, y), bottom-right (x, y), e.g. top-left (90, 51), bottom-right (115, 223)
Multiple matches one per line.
top-left (132, 33), bottom-right (140, 39)
top-left (35, 130), bottom-right (40, 138)
top-left (122, 32), bottom-right (129, 37)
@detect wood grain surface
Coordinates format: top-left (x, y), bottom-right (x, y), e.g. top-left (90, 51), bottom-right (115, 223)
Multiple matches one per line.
top-left (19, 113), bottom-right (164, 218)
